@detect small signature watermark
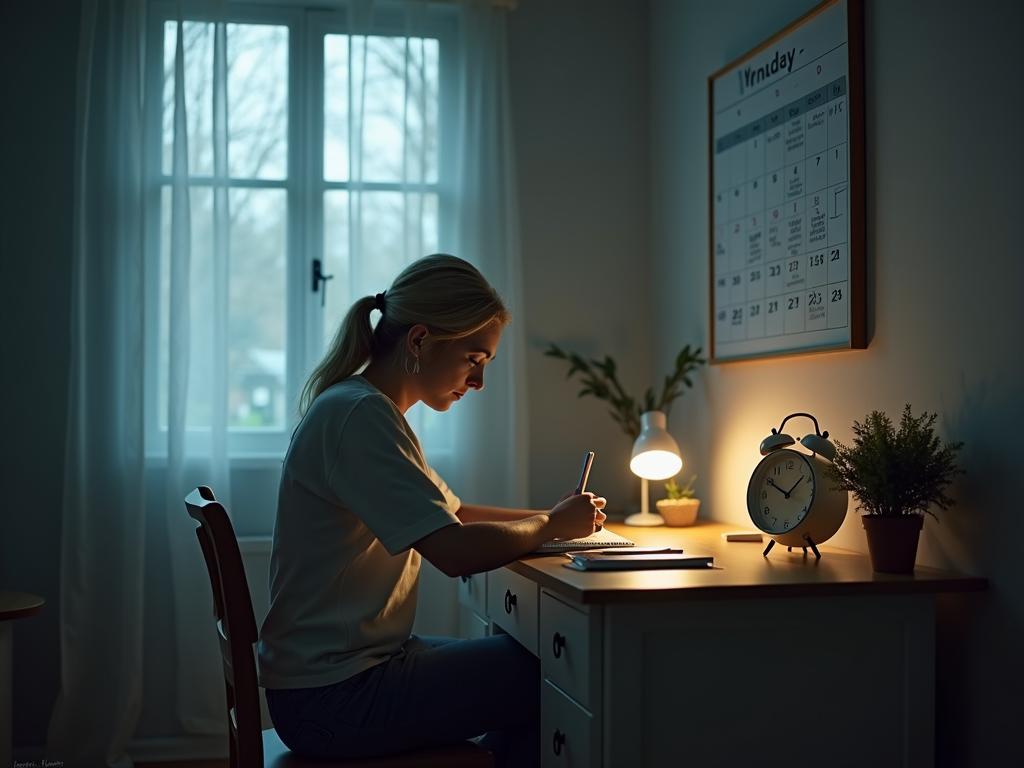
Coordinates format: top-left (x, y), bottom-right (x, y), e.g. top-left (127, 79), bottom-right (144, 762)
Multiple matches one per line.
top-left (15, 761), bottom-right (64, 767)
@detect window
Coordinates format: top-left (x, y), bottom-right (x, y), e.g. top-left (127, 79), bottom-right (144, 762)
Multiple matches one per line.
top-left (144, 2), bottom-right (457, 458)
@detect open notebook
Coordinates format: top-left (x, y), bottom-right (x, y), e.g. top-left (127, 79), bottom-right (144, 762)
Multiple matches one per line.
top-left (532, 526), bottom-right (636, 553)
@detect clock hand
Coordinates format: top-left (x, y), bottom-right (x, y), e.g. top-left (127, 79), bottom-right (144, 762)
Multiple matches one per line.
top-left (766, 478), bottom-right (789, 498)
top-left (785, 477), bottom-right (804, 496)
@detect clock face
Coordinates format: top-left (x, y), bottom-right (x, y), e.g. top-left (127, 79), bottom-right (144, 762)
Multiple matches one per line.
top-left (747, 450), bottom-right (817, 535)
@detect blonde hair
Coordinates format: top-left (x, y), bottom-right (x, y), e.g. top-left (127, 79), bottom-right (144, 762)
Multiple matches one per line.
top-left (298, 254), bottom-right (511, 415)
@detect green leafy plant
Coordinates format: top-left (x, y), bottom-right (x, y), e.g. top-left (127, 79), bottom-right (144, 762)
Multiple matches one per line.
top-left (544, 343), bottom-right (706, 441)
top-left (826, 404), bottom-right (964, 519)
top-left (664, 475), bottom-right (697, 500)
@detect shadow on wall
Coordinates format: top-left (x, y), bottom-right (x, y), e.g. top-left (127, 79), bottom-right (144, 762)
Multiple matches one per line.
top-left (930, 367), bottom-right (1024, 768)
top-left (922, 368), bottom-right (1014, 575)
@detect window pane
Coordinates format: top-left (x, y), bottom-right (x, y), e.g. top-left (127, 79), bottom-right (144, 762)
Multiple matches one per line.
top-left (159, 185), bottom-right (216, 428)
top-left (324, 34), bottom-right (439, 183)
top-left (227, 24), bottom-right (288, 180)
top-left (158, 187), bottom-right (286, 430)
top-left (322, 190), bottom-right (350, 343)
top-left (322, 191), bottom-right (438, 344)
top-left (323, 36), bottom-right (350, 181)
top-left (164, 22), bottom-right (288, 180)
top-left (163, 21), bottom-right (214, 176)
top-left (229, 188), bottom-right (287, 428)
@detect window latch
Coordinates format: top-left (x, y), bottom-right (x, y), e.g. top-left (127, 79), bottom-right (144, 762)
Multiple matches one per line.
top-left (312, 259), bottom-right (334, 307)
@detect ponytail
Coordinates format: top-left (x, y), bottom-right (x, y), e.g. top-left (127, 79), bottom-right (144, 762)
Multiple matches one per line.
top-left (297, 296), bottom-right (374, 415)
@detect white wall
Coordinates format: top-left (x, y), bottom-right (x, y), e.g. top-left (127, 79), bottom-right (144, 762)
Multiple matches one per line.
top-left (650, 0), bottom-right (1023, 765)
top-left (509, 0), bottom-right (655, 512)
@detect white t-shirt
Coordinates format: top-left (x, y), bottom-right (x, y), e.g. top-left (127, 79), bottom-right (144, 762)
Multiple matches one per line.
top-left (257, 375), bottom-right (461, 690)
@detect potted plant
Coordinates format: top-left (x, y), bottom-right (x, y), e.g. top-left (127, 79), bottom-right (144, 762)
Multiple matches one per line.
top-left (827, 404), bottom-right (965, 573)
top-left (656, 475), bottom-right (700, 527)
top-left (544, 343), bottom-right (706, 441)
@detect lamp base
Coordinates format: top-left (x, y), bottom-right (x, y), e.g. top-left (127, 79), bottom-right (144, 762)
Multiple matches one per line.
top-left (624, 511), bottom-right (665, 527)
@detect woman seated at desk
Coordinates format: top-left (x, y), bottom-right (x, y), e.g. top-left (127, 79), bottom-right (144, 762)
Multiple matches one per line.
top-left (258, 254), bottom-right (606, 767)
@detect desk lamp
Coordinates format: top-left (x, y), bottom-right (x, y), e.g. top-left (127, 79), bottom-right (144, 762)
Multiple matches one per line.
top-left (626, 411), bottom-right (682, 526)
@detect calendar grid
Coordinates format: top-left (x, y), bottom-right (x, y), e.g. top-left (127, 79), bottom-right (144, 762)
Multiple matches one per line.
top-left (708, 0), bottom-right (865, 362)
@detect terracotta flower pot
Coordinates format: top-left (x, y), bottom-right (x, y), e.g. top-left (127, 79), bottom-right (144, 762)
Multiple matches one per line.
top-left (861, 515), bottom-right (924, 573)
top-left (655, 498), bottom-right (700, 527)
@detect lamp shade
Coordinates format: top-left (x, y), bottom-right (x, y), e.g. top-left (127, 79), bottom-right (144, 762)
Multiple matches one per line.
top-left (630, 411), bottom-right (682, 480)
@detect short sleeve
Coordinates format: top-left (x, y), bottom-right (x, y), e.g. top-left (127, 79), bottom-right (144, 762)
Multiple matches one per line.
top-left (428, 467), bottom-right (461, 514)
top-left (327, 395), bottom-right (460, 555)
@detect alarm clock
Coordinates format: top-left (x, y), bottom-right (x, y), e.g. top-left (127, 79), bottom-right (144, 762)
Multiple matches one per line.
top-left (746, 413), bottom-right (849, 558)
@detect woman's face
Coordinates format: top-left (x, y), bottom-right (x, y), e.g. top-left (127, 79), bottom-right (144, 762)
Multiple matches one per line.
top-left (416, 321), bottom-right (503, 411)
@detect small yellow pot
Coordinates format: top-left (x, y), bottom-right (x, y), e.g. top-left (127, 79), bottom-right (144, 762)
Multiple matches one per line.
top-left (655, 498), bottom-right (700, 527)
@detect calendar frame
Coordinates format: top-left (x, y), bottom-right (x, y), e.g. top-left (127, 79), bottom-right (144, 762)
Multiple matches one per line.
top-left (708, 0), bottom-right (866, 363)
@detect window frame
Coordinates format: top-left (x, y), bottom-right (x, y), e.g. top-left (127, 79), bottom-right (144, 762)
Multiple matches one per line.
top-left (142, 0), bottom-right (458, 460)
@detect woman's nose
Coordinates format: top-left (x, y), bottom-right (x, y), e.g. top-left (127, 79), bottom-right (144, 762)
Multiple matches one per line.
top-left (468, 368), bottom-right (484, 390)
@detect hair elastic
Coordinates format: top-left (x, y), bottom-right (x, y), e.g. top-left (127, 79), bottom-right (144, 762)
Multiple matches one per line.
top-left (374, 292), bottom-right (386, 312)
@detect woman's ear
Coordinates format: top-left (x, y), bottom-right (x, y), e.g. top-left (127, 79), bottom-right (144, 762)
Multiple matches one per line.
top-left (406, 324), bottom-right (429, 355)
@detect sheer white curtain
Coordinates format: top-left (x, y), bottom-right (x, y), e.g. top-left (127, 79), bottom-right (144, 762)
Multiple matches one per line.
top-left (48, 1), bottom-right (147, 766)
top-left (163, 5), bottom-right (234, 736)
top-left (317, 0), bottom-right (527, 508)
top-left (318, 0), bottom-right (528, 641)
top-left (443, 1), bottom-right (528, 510)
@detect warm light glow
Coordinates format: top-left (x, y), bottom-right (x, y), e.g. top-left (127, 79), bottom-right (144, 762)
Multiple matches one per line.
top-left (630, 450), bottom-right (682, 480)
top-left (629, 411), bottom-right (682, 480)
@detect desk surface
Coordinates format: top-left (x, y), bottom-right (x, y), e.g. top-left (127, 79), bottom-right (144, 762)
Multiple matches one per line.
top-left (508, 520), bottom-right (988, 605)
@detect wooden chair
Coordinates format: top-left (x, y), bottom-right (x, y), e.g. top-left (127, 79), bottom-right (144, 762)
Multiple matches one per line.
top-left (184, 486), bottom-right (494, 768)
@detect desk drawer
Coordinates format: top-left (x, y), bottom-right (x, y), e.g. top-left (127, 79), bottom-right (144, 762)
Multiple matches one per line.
top-left (540, 592), bottom-right (598, 709)
top-left (487, 568), bottom-right (538, 655)
top-left (541, 680), bottom-right (596, 768)
top-left (457, 571), bottom-right (488, 617)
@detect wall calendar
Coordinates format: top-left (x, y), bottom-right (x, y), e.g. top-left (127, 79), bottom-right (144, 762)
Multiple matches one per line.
top-left (709, 0), bottom-right (865, 362)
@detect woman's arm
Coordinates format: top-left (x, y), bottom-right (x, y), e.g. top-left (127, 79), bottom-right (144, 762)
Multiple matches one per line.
top-left (414, 493), bottom-right (606, 577)
top-left (455, 504), bottom-right (545, 523)
top-left (456, 495), bottom-right (606, 524)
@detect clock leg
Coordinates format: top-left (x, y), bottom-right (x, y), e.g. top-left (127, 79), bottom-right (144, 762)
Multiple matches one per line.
top-left (803, 535), bottom-right (821, 558)
top-left (762, 539), bottom-right (776, 557)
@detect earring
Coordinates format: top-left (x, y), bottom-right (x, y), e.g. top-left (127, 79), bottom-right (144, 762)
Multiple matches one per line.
top-left (405, 352), bottom-right (420, 375)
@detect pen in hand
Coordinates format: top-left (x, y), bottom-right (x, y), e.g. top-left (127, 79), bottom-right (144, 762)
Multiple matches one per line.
top-left (574, 451), bottom-right (601, 531)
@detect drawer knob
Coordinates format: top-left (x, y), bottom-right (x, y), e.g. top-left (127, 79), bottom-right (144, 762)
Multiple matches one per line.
top-left (552, 632), bottom-right (566, 658)
top-left (552, 728), bottom-right (566, 756)
top-left (504, 588), bottom-right (517, 614)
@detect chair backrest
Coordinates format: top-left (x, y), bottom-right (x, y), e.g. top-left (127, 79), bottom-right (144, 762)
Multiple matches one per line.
top-left (185, 486), bottom-right (264, 768)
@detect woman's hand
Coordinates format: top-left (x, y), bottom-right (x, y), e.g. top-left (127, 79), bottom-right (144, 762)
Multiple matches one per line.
top-left (547, 492), bottom-right (607, 540)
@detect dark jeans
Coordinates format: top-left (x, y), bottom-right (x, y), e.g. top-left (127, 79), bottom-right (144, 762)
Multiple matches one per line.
top-left (265, 634), bottom-right (540, 767)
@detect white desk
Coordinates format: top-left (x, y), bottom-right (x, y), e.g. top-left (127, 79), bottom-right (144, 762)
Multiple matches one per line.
top-left (458, 521), bottom-right (986, 768)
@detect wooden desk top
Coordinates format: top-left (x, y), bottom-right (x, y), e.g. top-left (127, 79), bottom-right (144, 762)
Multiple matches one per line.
top-left (0, 591), bottom-right (45, 622)
top-left (507, 520), bottom-right (988, 606)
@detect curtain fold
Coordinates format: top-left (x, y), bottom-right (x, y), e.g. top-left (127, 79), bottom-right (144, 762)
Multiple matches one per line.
top-left (440, 1), bottom-right (529, 509)
top-left (164, 8), bottom-right (233, 735)
top-left (47, 1), bottom-right (147, 766)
